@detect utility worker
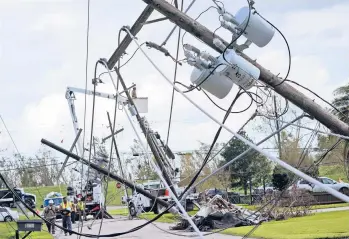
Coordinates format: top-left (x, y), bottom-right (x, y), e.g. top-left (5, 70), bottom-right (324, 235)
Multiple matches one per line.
top-left (71, 198), bottom-right (77, 224)
top-left (60, 197), bottom-right (73, 236)
top-left (77, 198), bottom-right (87, 221)
top-left (43, 200), bottom-right (56, 235)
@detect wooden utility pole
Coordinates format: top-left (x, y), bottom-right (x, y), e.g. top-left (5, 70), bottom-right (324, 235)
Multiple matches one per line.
top-left (139, 0), bottom-right (349, 137)
top-left (115, 67), bottom-right (178, 198)
top-left (107, 6), bottom-right (154, 69)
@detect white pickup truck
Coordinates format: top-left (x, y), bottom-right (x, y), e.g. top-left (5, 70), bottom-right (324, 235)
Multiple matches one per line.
top-left (290, 177), bottom-right (349, 195)
top-left (122, 180), bottom-right (195, 217)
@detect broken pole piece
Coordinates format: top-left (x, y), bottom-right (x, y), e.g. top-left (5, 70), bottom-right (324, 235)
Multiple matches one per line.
top-left (101, 128), bottom-right (124, 143)
top-left (41, 138), bottom-right (172, 209)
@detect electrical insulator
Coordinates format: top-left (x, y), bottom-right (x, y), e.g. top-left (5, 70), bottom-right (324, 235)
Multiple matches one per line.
top-left (196, 57), bottom-right (210, 69)
top-left (235, 6), bottom-right (275, 47)
top-left (213, 38), bottom-right (227, 52)
top-left (183, 44), bottom-right (201, 55)
top-left (186, 57), bottom-right (206, 70)
top-left (220, 20), bottom-right (236, 33)
top-left (222, 13), bottom-right (239, 26)
top-left (200, 52), bottom-right (216, 64)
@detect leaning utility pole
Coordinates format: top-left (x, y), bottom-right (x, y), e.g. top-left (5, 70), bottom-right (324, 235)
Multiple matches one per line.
top-left (115, 67), bottom-right (178, 198)
top-left (108, 0), bottom-right (349, 137)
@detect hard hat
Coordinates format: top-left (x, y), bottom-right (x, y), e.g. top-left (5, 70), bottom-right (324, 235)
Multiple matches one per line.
top-left (49, 200), bottom-right (54, 204)
top-left (66, 207), bottom-right (71, 211)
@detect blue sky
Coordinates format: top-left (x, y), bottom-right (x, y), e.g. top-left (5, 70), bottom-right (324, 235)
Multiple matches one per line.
top-left (0, 0), bottom-right (348, 169)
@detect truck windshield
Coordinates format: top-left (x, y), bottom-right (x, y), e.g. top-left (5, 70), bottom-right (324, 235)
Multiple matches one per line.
top-left (44, 198), bottom-right (63, 207)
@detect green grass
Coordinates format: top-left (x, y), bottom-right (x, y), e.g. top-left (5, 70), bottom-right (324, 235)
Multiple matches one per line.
top-left (110, 208), bottom-right (349, 238)
top-left (319, 165), bottom-right (348, 182)
top-left (238, 202), bottom-right (349, 212)
top-left (223, 210), bottom-right (349, 239)
top-left (0, 221), bottom-right (53, 239)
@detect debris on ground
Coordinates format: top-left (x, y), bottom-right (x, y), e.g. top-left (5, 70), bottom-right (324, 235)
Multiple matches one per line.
top-left (170, 195), bottom-right (268, 232)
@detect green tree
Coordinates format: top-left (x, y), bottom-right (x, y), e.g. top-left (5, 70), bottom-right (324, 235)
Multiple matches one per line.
top-left (178, 142), bottom-right (224, 192)
top-left (130, 139), bottom-right (158, 181)
top-left (331, 84), bottom-right (349, 180)
top-left (332, 83), bottom-right (349, 122)
top-left (221, 131), bottom-right (272, 195)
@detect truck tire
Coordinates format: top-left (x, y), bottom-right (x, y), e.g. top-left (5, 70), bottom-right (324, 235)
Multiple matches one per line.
top-left (4, 216), bottom-right (13, 222)
top-left (340, 187), bottom-right (349, 195)
top-left (129, 203), bottom-right (137, 217)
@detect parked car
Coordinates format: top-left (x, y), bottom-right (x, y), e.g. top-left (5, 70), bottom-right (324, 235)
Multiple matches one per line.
top-left (254, 184), bottom-right (275, 194)
top-left (0, 206), bottom-right (19, 222)
top-left (204, 188), bottom-right (227, 199)
top-left (290, 177), bottom-right (349, 195)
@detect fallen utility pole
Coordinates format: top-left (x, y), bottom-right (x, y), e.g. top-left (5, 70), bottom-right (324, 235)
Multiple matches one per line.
top-left (41, 138), bottom-right (172, 209)
top-left (57, 128), bottom-right (82, 181)
top-left (115, 67), bottom-right (178, 198)
top-left (141, 0), bottom-right (349, 137)
top-left (107, 5), bottom-right (154, 69)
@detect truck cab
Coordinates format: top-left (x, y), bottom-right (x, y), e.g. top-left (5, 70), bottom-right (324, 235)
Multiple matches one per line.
top-left (122, 180), bottom-right (195, 217)
top-left (41, 192), bottom-right (63, 219)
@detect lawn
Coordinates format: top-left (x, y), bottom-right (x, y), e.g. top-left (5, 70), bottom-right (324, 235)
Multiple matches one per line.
top-left (110, 208), bottom-right (349, 238)
top-left (223, 210), bottom-right (349, 239)
top-left (238, 202), bottom-right (349, 211)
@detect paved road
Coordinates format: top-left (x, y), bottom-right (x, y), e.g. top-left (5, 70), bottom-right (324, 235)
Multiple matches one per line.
top-left (53, 216), bottom-right (247, 239)
top-left (310, 206), bottom-right (349, 213)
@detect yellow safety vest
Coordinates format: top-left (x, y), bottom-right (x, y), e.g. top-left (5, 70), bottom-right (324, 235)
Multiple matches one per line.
top-left (61, 202), bottom-right (72, 216)
top-left (77, 202), bottom-right (84, 211)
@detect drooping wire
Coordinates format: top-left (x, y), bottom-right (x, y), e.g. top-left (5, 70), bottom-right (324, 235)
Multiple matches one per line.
top-left (81, 0), bottom-right (91, 189)
top-left (222, 0), bottom-right (251, 63)
top-left (181, 5), bottom-right (218, 49)
top-left (202, 90), bottom-right (253, 114)
top-left (285, 79), bottom-right (347, 119)
top-left (178, 89), bottom-right (244, 199)
top-left (97, 42), bottom-right (146, 80)
top-left (165, 0), bottom-right (184, 146)
top-left (240, 123), bottom-right (338, 239)
top-left (253, 10), bottom-right (291, 88)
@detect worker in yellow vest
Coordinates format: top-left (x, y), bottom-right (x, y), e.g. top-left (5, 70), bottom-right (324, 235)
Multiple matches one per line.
top-left (60, 197), bottom-right (72, 236)
top-left (77, 198), bottom-right (87, 221)
top-left (71, 198), bottom-right (77, 224)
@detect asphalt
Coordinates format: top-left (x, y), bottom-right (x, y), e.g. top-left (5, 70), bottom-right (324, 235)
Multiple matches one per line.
top-left (53, 216), bottom-right (246, 239)
top-left (310, 206), bottom-right (349, 213)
